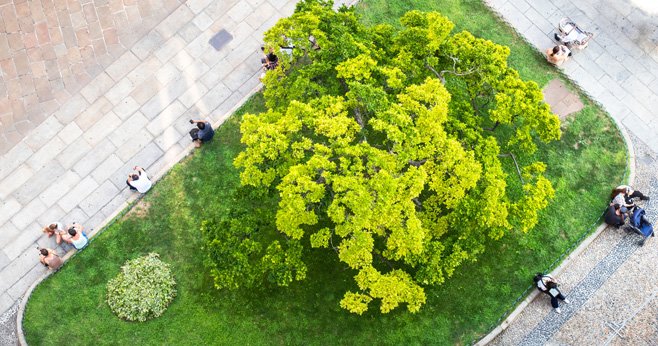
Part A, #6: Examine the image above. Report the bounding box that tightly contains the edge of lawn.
[15,83,265,346]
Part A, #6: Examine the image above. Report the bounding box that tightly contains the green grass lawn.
[23,1,627,345]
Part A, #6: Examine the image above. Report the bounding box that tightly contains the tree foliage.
[208,0,560,314]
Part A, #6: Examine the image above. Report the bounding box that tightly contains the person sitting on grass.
[126,166,152,193]
[58,223,88,250]
[189,119,214,148]
[39,248,63,271]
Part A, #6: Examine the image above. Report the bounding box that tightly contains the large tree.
[205,0,560,314]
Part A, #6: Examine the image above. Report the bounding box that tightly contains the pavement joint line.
[603,321,626,343]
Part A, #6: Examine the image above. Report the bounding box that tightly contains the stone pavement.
[486,0,658,151]
[0,0,185,155]
[0,0,300,324]
[480,0,658,344]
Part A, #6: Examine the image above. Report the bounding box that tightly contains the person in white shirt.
[126,166,152,193]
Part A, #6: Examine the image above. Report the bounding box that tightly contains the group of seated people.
[42,222,88,249]
[40,222,89,270]
[604,185,650,226]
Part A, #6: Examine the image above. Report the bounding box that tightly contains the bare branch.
[499,152,524,184]
[425,62,446,84]
[484,121,500,132]
[353,107,365,129]
[329,230,339,253]
[439,56,478,80]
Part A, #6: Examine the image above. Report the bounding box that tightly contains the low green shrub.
[106,253,176,322]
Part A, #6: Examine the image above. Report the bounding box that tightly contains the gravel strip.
[491,133,657,345]
[0,302,18,346]
[518,235,642,346]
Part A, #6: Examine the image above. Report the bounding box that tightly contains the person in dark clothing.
[604,203,626,226]
[261,46,279,70]
[189,119,214,148]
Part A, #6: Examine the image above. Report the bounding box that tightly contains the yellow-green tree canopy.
[213,0,559,314]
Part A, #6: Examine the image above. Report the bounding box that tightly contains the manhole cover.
[209,29,233,51]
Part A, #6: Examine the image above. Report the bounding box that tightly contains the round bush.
[107,253,176,322]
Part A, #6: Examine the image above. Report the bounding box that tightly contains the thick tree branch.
[484,121,500,132]
[353,107,366,129]
[408,159,428,167]
[375,252,395,271]
[425,62,446,84]
[329,231,339,253]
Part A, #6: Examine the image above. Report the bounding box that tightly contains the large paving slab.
[0,0,300,324]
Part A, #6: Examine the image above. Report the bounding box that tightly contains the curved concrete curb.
[16,81,265,346]
[476,118,635,346]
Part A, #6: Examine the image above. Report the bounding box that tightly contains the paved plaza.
[0,0,656,344]
[0,0,184,155]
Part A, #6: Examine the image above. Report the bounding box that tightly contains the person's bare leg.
[194,139,202,148]
[56,233,62,244]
